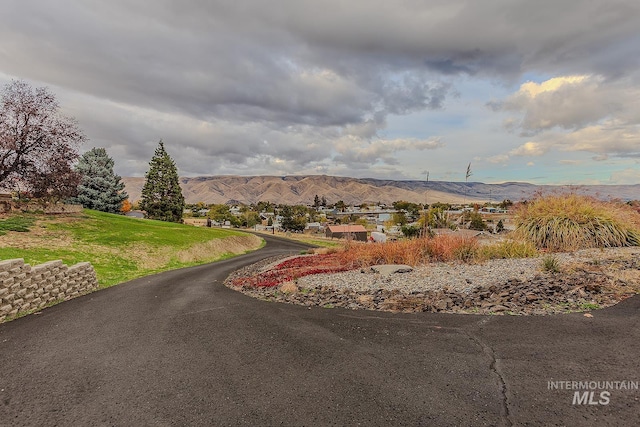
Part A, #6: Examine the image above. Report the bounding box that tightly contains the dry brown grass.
[328,234,482,267]
[0,217,74,249]
[476,239,538,260]
[175,234,262,263]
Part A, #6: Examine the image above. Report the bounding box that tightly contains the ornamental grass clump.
[514,193,640,251]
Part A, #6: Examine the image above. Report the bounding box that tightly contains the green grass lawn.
[0,210,262,287]
[0,215,36,235]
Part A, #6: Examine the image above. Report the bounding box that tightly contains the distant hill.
[122,175,639,205]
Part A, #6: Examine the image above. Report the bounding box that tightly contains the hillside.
[0,210,262,287]
[122,175,639,205]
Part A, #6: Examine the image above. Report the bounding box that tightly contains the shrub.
[468,211,486,231]
[541,255,561,273]
[401,224,421,238]
[514,193,640,251]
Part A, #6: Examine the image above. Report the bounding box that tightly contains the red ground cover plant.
[230,253,357,288]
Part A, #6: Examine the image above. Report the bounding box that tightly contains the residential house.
[325,225,368,241]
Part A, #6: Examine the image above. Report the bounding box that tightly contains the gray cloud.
[1,0,639,182]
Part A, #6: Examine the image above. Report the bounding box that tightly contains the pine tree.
[69,147,128,213]
[140,140,185,222]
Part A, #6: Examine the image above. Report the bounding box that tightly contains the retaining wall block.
[0,259,24,273]
[2,278,14,289]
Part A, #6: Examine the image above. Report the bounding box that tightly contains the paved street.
[1,235,638,426]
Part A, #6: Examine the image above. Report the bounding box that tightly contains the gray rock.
[370,264,414,275]
[489,305,509,312]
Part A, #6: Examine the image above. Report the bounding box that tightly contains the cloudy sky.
[1,0,639,184]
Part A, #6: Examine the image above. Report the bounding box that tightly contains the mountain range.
[121,175,639,206]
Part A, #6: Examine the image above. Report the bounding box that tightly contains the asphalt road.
[1,235,638,426]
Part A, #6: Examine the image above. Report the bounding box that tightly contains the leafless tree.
[0,80,85,200]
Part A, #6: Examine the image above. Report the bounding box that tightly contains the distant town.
[170,198,515,241]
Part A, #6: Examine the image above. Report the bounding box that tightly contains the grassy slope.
[0,210,262,287]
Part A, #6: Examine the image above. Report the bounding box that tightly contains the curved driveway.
[1,235,638,426]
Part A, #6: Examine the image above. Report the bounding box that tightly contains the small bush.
[514,193,640,251]
[468,211,486,231]
[541,255,561,273]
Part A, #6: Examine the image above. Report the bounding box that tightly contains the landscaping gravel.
[296,248,636,293]
[225,247,640,315]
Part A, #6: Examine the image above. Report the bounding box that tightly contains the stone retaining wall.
[18,203,84,214]
[0,259,98,322]
[0,198,83,214]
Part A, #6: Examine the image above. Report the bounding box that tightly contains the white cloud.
[509,142,549,157]
[486,154,510,164]
[558,122,640,156]
[609,168,640,184]
[558,159,582,165]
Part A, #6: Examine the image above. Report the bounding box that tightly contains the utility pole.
[464,163,472,208]
[423,171,430,238]
[424,171,429,207]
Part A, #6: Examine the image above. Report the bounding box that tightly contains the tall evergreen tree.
[69,147,128,213]
[140,140,185,222]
